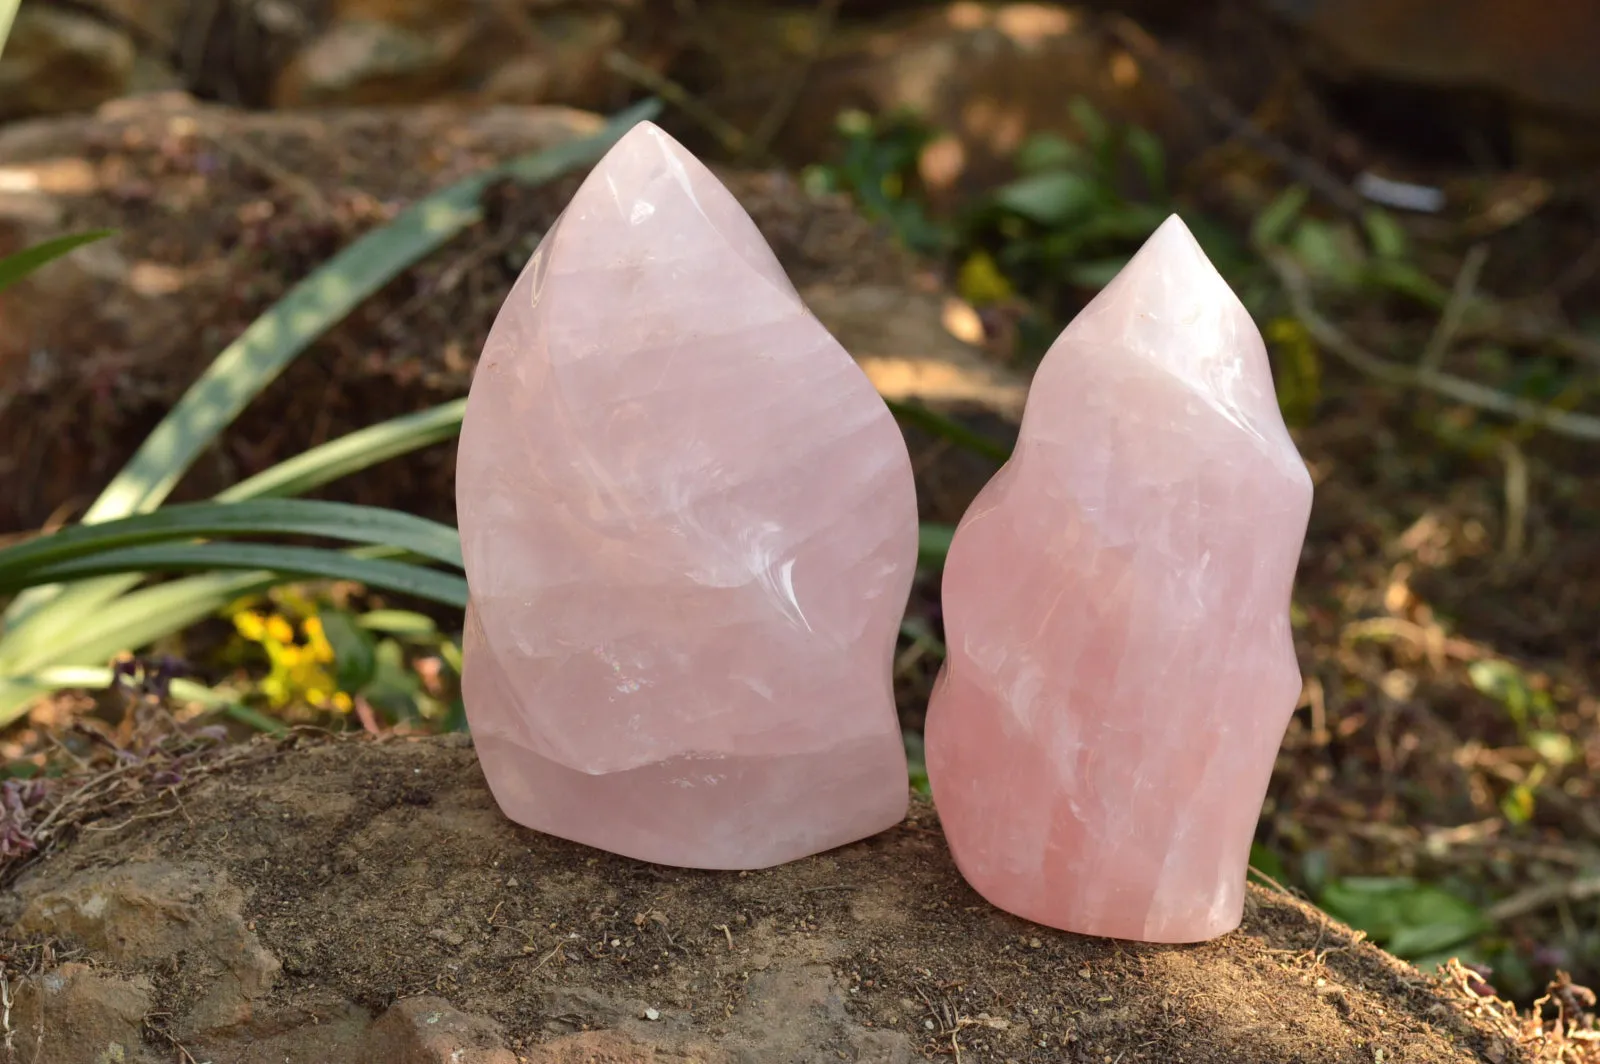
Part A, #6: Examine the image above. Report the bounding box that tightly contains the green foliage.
[1320,876,1490,968]
[802,109,952,255]
[970,100,1175,302]
[1250,192,1447,308]
[0,101,662,728]
[1468,658,1558,735]
[0,230,115,292]
[918,524,954,569]
[229,595,463,729]
[1266,315,1323,427]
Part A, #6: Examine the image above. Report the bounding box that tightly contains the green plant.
[802,109,953,255]
[1319,876,1490,971]
[227,593,463,730]
[0,100,661,729]
[960,99,1178,307]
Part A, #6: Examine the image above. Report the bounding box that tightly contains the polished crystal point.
[924,215,1313,943]
[456,121,917,870]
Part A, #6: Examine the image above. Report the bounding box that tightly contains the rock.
[7,963,158,1064]
[0,6,137,121]
[366,997,519,1063]
[479,10,627,107]
[925,217,1313,943]
[0,100,1021,535]
[271,18,466,106]
[273,4,632,108]
[1254,0,1600,161]
[457,123,916,869]
[0,735,1514,1062]
[1260,0,1600,122]
[12,862,281,1036]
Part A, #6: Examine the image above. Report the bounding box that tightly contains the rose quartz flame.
[925,215,1313,943]
[456,122,917,870]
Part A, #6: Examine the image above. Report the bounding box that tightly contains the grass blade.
[0,230,115,292]
[219,400,466,501]
[5,544,468,607]
[885,399,1012,464]
[0,570,276,724]
[3,666,288,734]
[0,499,463,581]
[919,523,955,569]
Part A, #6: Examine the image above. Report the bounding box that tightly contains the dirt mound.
[0,734,1518,1063]
[0,95,1021,533]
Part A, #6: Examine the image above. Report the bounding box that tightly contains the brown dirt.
[1,734,1521,1064]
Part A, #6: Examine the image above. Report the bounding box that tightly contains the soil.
[1,733,1521,1064]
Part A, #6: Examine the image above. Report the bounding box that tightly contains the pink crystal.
[924,216,1313,943]
[455,122,917,870]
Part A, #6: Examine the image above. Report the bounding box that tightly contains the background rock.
[0,6,138,121]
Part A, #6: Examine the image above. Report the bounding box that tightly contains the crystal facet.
[924,215,1313,943]
[456,122,917,870]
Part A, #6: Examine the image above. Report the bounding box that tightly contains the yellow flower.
[233,611,267,641]
[302,616,335,664]
[331,692,354,713]
[957,250,1015,307]
[265,615,295,645]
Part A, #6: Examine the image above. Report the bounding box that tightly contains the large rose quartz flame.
[925,215,1313,943]
[455,122,918,870]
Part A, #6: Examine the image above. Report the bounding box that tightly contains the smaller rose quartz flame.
[925,215,1313,943]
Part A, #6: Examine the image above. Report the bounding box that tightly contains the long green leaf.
[0,0,18,60]
[919,523,954,569]
[1,98,658,633]
[0,230,115,293]
[6,544,468,607]
[885,399,1012,463]
[218,399,466,501]
[0,570,275,724]
[3,665,288,734]
[0,542,417,721]
[0,499,463,581]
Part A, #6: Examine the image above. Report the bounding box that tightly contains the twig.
[1488,875,1600,923]
[1247,864,1298,900]
[1266,250,1600,442]
[1498,439,1528,560]
[1419,243,1488,371]
[746,0,845,160]
[210,132,332,221]
[1,961,12,1055]
[603,51,757,160]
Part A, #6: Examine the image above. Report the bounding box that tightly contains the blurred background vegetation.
[0,0,1597,1020]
